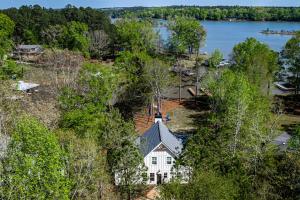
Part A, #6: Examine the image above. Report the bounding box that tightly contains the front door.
[157,174,162,185]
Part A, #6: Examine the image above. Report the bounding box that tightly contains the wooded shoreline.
[109,6,300,22]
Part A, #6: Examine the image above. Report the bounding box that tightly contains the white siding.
[144,143,176,184]
[115,142,190,185]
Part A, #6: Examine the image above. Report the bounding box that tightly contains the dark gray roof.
[17,45,42,49]
[136,121,183,157]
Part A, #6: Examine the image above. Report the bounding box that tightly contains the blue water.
[156,20,300,58]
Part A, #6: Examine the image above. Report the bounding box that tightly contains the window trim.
[166,157,172,164]
[164,172,168,179]
[150,173,155,182]
[152,157,157,165]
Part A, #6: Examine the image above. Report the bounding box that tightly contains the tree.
[168,16,206,57]
[177,70,278,198]
[0,13,15,63]
[270,151,300,200]
[0,13,14,38]
[96,109,137,150]
[207,70,274,160]
[0,80,19,138]
[283,32,300,94]
[63,21,90,57]
[159,170,238,200]
[2,5,116,51]
[89,30,111,59]
[22,29,38,44]
[114,51,152,116]
[110,137,147,200]
[188,70,279,198]
[288,125,300,149]
[41,24,65,48]
[57,130,117,200]
[38,49,84,91]
[208,49,223,68]
[111,6,300,22]
[231,38,279,95]
[0,116,70,199]
[59,62,118,138]
[144,59,171,113]
[115,19,158,54]
[58,60,146,199]
[168,17,206,101]
[0,60,23,80]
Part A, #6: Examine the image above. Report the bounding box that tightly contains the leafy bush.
[0,116,70,199]
[289,125,300,149]
[0,60,24,80]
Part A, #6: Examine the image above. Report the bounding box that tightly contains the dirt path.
[134,100,184,134]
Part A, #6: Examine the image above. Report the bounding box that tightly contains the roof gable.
[137,121,183,157]
[158,121,183,156]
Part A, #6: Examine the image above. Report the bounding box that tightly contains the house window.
[152,157,157,164]
[164,172,168,179]
[167,157,172,164]
[150,173,155,182]
[178,172,182,179]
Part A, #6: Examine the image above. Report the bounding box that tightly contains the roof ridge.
[157,122,162,142]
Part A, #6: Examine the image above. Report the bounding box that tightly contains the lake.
[156,20,300,58]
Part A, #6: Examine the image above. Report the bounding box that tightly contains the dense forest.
[0,5,117,58]
[109,6,300,21]
[0,4,300,200]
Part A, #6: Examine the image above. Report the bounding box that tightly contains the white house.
[135,115,189,185]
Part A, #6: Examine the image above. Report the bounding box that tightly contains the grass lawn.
[278,114,300,131]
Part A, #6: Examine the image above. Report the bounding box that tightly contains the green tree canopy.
[115,19,158,54]
[0,60,23,80]
[41,24,65,48]
[288,125,300,149]
[168,16,206,56]
[57,130,116,200]
[159,170,238,200]
[114,51,153,115]
[231,38,279,94]
[207,70,273,160]
[59,62,118,138]
[283,32,300,94]
[179,70,277,199]
[0,13,14,37]
[144,59,171,113]
[111,6,300,22]
[0,13,15,61]
[0,116,69,199]
[109,137,147,200]
[63,21,90,57]
[208,49,223,68]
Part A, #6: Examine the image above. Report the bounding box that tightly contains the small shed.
[15,45,43,54]
[15,81,39,93]
[13,45,43,61]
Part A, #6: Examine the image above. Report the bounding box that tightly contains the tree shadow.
[180,95,212,129]
[275,94,300,115]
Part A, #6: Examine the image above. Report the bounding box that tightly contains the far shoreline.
[111,16,300,24]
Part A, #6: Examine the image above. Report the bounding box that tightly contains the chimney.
[155,112,163,123]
